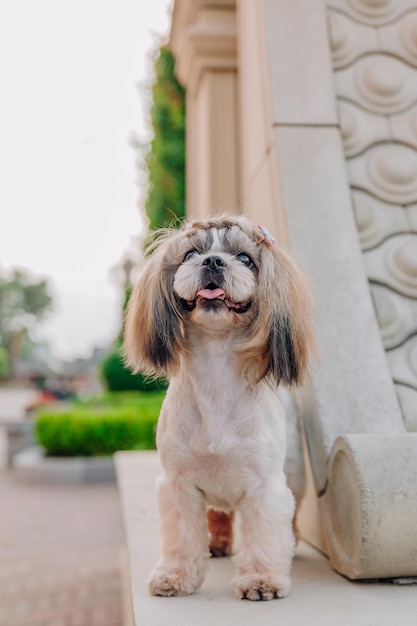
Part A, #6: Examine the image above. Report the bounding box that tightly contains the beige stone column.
[170,0,240,218]
[171,0,417,580]
[237,0,417,580]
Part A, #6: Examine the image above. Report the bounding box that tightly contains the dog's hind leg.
[207,509,234,557]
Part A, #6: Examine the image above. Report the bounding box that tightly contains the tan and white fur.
[124,215,314,601]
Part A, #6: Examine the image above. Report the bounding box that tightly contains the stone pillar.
[326,0,417,436]
[170,0,240,218]
[237,0,417,580]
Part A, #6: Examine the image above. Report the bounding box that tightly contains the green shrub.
[0,346,9,378]
[100,345,168,392]
[74,390,166,408]
[35,399,163,457]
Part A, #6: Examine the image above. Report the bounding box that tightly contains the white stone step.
[115,451,417,626]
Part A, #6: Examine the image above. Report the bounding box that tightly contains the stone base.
[321,433,417,580]
[12,446,116,483]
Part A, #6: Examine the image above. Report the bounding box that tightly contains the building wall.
[170,0,417,579]
[327,0,417,433]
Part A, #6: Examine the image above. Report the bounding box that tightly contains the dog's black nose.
[203,255,226,269]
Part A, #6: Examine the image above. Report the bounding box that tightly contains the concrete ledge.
[3,420,35,466]
[115,451,417,626]
[12,446,116,483]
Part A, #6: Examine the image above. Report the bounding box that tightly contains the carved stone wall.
[327,0,417,432]
[171,0,417,580]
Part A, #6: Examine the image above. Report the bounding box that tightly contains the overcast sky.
[0,0,172,361]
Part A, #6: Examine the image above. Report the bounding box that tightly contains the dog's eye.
[236,253,255,269]
[184,249,200,262]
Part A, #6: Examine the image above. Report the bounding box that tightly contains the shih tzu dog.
[124,214,314,601]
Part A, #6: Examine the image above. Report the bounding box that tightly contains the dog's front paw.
[148,560,206,597]
[233,572,291,601]
[148,569,197,597]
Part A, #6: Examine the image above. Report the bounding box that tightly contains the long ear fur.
[123,232,185,378]
[237,243,315,387]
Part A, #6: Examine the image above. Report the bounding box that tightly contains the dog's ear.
[238,244,315,387]
[123,233,184,378]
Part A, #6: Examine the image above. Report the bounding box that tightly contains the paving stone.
[0,470,123,626]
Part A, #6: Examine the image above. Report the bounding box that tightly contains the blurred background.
[0,0,177,392]
[0,3,186,625]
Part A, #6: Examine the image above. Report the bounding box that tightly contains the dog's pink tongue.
[197,288,225,300]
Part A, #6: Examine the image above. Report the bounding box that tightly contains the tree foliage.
[0,346,9,378]
[100,284,167,393]
[0,268,53,377]
[144,46,186,230]
[0,268,52,347]
[106,46,186,386]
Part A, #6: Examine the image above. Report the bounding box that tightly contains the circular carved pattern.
[376,150,416,186]
[352,191,380,248]
[366,144,417,203]
[355,57,408,112]
[385,236,417,297]
[392,239,417,285]
[401,13,417,62]
[338,100,391,156]
[354,193,375,231]
[330,0,416,26]
[408,338,417,382]
[352,190,408,249]
[347,0,396,21]
[389,105,417,150]
[329,13,349,65]
[412,109,417,140]
[396,384,417,431]
[339,102,362,153]
[371,285,403,347]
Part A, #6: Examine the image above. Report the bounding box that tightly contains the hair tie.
[257,225,277,246]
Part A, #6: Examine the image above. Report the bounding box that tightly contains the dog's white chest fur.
[156,332,287,511]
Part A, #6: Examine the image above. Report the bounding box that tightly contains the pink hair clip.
[257,225,277,246]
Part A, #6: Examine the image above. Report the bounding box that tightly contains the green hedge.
[73,390,166,408]
[100,346,168,392]
[35,395,164,457]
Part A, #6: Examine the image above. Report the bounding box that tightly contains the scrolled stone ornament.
[366,144,417,204]
[328,11,350,66]
[352,190,407,250]
[385,237,417,297]
[400,11,417,64]
[328,0,416,25]
[395,383,417,431]
[338,100,388,156]
[328,11,376,68]
[364,235,417,297]
[355,56,413,114]
[371,285,404,348]
[387,335,417,389]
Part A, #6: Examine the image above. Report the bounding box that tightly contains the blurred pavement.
[0,387,124,626]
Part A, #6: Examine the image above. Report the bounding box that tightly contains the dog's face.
[173,225,260,328]
[124,215,314,386]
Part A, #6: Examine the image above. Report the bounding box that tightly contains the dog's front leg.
[233,481,295,601]
[148,475,210,597]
